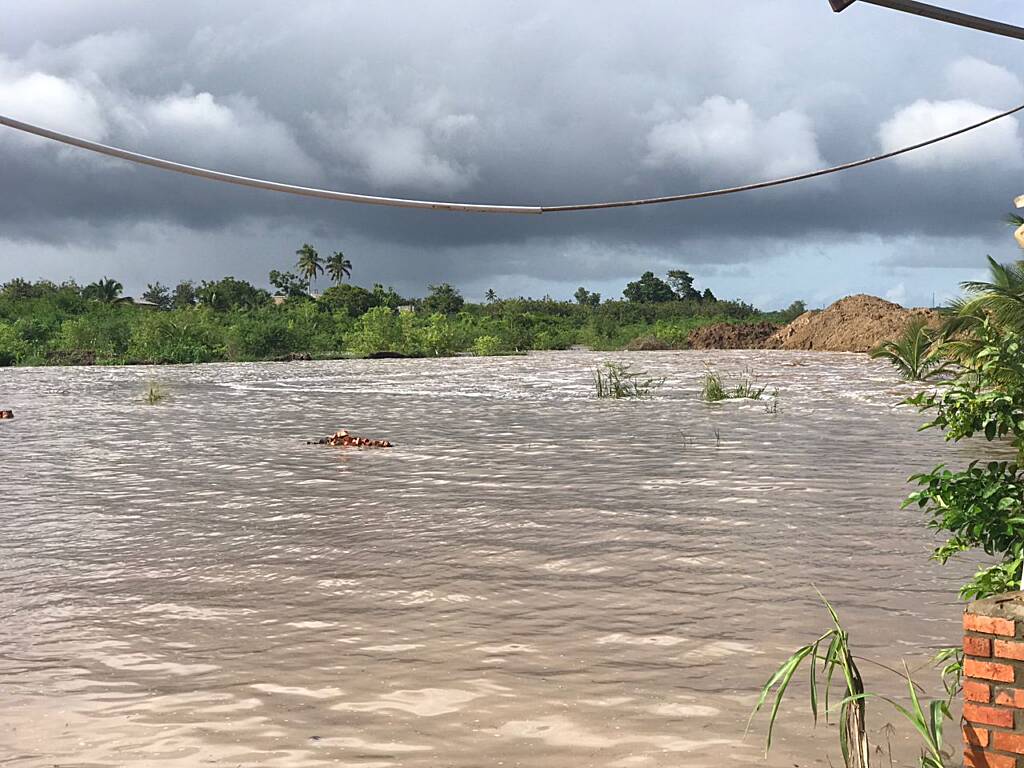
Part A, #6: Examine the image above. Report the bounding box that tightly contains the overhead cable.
[2,104,1023,215]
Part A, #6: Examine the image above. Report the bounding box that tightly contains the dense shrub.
[346,307,418,356]
[127,310,223,364]
[472,335,505,356]
[319,284,378,317]
[56,308,133,364]
[0,321,26,365]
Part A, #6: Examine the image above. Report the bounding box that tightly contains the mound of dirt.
[688,322,781,350]
[766,294,940,352]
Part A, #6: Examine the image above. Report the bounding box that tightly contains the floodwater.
[0,351,983,767]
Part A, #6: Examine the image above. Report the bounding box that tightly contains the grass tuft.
[143,382,168,405]
[594,361,665,399]
[701,369,773,403]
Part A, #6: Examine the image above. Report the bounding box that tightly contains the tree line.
[0,247,805,366]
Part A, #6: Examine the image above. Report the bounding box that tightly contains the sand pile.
[766,294,940,352]
[688,322,780,350]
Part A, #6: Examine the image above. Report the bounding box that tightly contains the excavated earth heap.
[765,294,940,353]
[688,322,780,350]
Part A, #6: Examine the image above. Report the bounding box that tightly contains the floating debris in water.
[310,429,393,448]
[0,410,13,420]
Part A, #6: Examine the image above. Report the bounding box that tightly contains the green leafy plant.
[701,369,770,402]
[751,595,951,768]
[472,335,505,356]
[594,361,664,399]
[751,595,869,768]
[701,370,728,402]
[904,319,1024,599]
[870,318,950,381]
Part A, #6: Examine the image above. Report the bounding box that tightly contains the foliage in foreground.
[865,244,1024,600]
[751,596,951,768]
[903,318,1024,599]
[869,319,949,382]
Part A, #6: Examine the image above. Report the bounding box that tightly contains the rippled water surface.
[0,352,982,766]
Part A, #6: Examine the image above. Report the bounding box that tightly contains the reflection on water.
[0,352,980,766]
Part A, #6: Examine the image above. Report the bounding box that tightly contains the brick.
[996,640,1024,661]
[994,730,1024,755]
[966,613,1016,637]
[965,748,1017,768]
[965,723,991,747]
[967,659,1017,683]
[996,688,1024,709]
[965,703,1016,728]
[967,680,994,703]
[968,636,995,657]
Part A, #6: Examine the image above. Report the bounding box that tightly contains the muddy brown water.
[0,352,988,766]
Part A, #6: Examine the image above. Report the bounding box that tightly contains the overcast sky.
[3,0,1024,308]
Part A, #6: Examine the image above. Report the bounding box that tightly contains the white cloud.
[0,67,107,141]
[310,96,481,192]
[112,90,320,180]
[643,96,825,183]
[946,57,1024,109]
[24,30,151,79]
[884,282,907,305]
[878,99,1023,171]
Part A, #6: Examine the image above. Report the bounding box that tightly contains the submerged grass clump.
[143,382,168,405]
[594,361,665,399]
[701,369,772,403]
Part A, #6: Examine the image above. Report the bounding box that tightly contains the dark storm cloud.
[2,0,1024,305]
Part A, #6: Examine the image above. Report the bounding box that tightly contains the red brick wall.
[964,605,1024,768]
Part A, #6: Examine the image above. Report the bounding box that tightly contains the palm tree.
[84,277,125,303]
[946,254,1024,338]
[870,318,950,381]
[326,251,352,285]
[485,288,497,303]
[296,244,324,293]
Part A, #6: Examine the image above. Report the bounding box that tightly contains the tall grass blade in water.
[750,593,952,768]
[143,382,168,405]
[593,361,665,399]
[701,369,770,402]
[701,371,728,402]
[749,594,869,768]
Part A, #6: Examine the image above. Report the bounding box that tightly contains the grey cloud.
[3,0,1024,304]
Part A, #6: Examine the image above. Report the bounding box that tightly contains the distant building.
[131,298,160,310]
[398,305,415,314]
[273,295,287,306]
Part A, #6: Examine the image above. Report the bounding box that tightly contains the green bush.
[318,284,378,317]
[127,309,222,364]
[472,335,505,356]
[0,321,26,365]
[421,313,459,356]
[346,306,419,356]
[225,313,300,360]
[56,308,133,364]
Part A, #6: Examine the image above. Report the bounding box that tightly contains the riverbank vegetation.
[867,250,1024,599]
[0,255,804,366]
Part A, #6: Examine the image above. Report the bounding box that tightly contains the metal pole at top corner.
[828,0,1024,41]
